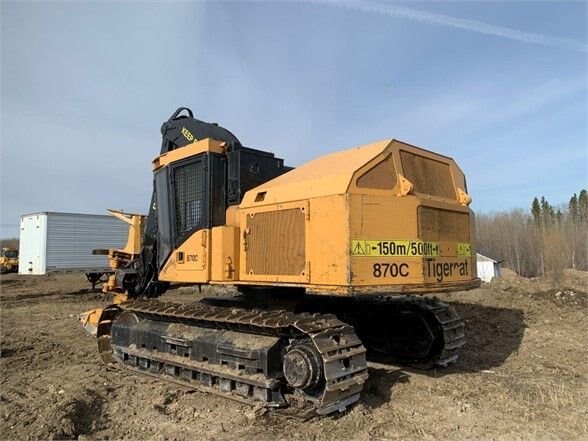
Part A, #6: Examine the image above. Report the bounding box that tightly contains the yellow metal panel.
[211,226,240,282]
[352,258,424,284]
[348,193,475,288]
[159,229,210,283]
[469,209,478,279]
[422,257,473,283]
[106,209,145,255]
[230,195,349,291]
[239,140,391,207]
[349,193,420,286]
[152,138,226,171]
[305,195,350,287]
[225,205,240,227]
[349,144,398,196]
[347,140,469,204]
[349,193,419,239]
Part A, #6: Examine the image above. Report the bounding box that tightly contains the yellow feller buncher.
[0,247,19,273]
[83,107,480,418]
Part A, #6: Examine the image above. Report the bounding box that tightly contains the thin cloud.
[311,0,587,53]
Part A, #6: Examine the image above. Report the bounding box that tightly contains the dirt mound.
[489,269,587,308]
[1,272,587,440]
[562,268,588,293]
[500,267,520,279]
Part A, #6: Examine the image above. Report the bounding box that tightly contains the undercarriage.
[97,298,369,418]
[96,291,465,418]
[204,291,466,369]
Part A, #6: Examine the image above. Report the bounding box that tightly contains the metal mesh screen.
[418,207,469,242]
[173,161,205,242]
[357,154,397,189]
[400,151,456,199]
[246,209,306,276]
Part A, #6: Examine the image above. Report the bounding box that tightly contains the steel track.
[97,299,368,418]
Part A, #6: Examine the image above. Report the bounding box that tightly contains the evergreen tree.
[531,197,541,225]
[569,193,579,222]
[540,196,554,226]
[579,189,588,222]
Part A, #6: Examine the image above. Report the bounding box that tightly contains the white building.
[476,253,502,282]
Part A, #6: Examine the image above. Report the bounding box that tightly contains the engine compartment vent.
[245,208,306,276]
[400,151,456,200]
[418,207,469,243]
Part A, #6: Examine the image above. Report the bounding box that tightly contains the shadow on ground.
[393,301,526,378]
[444,301,525,374]
[358,301,525,410]
[362,366,410,410]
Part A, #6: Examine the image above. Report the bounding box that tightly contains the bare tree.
[476,190,587,277]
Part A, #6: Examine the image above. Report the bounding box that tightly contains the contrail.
[310,0,587,53]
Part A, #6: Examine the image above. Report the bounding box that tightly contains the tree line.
[476,190,587,278]
[0,238,19,249]
[2,190,586,280]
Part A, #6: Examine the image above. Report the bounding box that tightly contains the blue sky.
[1,0,586,237]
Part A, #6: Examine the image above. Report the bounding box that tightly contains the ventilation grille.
[173,160,205,242]
[246,209,305,276]
[400,151,455,199]
[418,207,469,242]
[357,154,397,189]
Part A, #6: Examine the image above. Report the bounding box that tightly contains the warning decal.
[457,243,472,257]
[352,241,366,255]
[351,240,440,257]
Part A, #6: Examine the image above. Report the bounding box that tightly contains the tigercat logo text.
[424,258,469,282]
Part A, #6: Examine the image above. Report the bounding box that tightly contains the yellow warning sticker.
[351,240,440,257]
[457,243,472,256]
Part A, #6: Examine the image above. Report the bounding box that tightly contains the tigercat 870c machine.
[87,107,480,418]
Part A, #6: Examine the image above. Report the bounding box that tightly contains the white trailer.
[18,212,127,277]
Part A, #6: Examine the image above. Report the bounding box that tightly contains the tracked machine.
[0,247,19,273]
[87,107,480,417]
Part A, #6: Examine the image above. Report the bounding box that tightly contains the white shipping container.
[19,212,128,275]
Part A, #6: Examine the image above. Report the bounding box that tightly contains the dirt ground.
[1,270,586,441]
